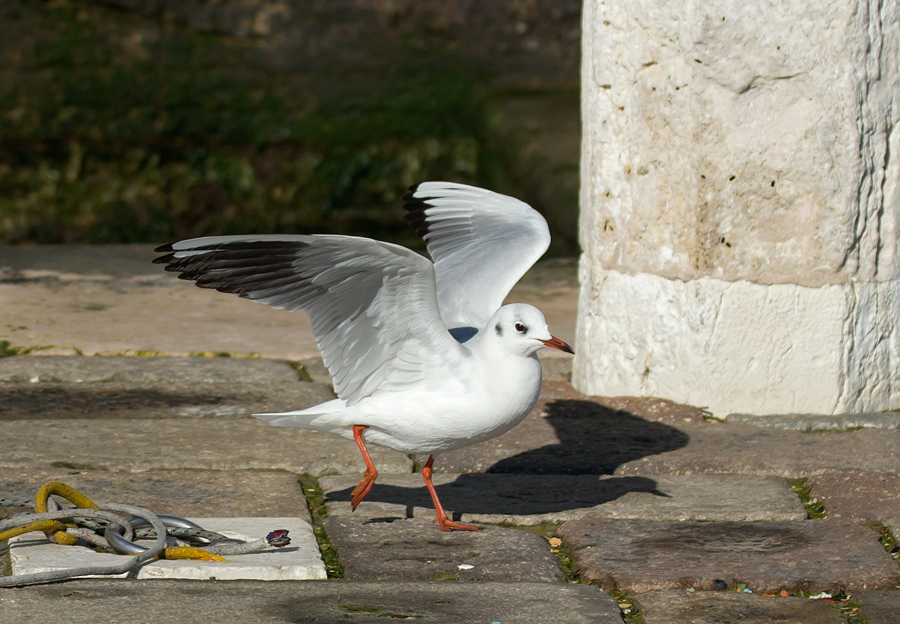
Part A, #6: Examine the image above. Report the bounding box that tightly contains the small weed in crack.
[297,473,344,578]
[787,478,826,519]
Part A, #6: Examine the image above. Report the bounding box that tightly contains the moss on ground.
[297,473,344,578]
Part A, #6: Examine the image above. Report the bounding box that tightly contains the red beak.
[539,335,574,354]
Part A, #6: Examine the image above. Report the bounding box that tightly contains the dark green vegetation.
[0,1,579,252]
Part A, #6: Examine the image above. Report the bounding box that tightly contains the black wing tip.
[154,242,175,253]
[404,183,420,198]
[402,184,438,238]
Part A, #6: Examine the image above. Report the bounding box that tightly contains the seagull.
[154,181,573,531]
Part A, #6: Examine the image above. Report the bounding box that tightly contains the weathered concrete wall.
[575,0,900,416]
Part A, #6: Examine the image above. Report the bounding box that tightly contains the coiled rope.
[0,482,290,587]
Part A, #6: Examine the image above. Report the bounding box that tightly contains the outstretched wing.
[154,235,465,405]
[404,182,550,333]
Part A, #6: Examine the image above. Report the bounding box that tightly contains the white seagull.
[154,182,573,531]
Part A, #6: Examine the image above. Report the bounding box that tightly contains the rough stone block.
[0,419,412,476]
[557,518,899,593]
[2,468,312,522]
[580,0,900,285]
[574,272,900,416]
[635,590,845,624]
[807,471,900,523]
[323,516,562,582]
[10,517,326,580]
[0,580,624,624]
[320,473,806,525]
[576,0,900,416]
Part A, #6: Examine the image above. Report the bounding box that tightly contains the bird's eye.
[514,322,527,334]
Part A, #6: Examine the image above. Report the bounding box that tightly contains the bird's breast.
[355,354,543,454]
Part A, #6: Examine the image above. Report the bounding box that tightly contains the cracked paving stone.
[806,471,900,522]
[323,516,562,582]
[319,473,806,525]
[2,468,311,522]
[635,590,845,624]
[0,356,335,419]
[556,518,900,594]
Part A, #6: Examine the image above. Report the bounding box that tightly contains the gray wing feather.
[404,182,550,331]
[154,234,463,405]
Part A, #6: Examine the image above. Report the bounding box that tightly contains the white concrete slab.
[10,517,326,581]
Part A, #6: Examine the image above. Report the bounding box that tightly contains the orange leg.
[422,455,482,532]
[350,425,378,510]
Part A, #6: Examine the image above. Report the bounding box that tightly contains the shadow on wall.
[327,400,690,516]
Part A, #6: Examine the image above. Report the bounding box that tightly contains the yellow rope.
[0,520,68,542]
[33,482,100,545]
[160,547,227,562]
[15,482,227,561]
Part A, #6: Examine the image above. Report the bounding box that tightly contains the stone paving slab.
[0,356,335,419]
[854,590,900,624]
[0,579,621,623]
[438,392,696,474]
[725,411,900,431]
[10,517,326,581]
[2,467,312,522]
[320,473,806,525]
[323,516,562,582]
[614,423,900,478]
[635,590,845,624]
[0,419,412,476]
[806,471,900,523]
[434,390,900,476]
[556,518,900,594]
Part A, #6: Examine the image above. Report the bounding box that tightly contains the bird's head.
[487,303,574,357]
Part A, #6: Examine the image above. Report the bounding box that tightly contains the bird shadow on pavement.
[482,399,690,475]
[327,399,690,517]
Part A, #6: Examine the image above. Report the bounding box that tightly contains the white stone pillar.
[575,0,900,416]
